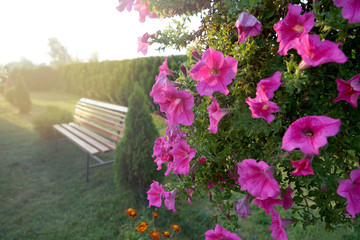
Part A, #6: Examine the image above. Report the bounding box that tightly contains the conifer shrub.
[32,106,73,139]
[114,83,162,205]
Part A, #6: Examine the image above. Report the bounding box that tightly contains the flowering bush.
[117,0,360,239]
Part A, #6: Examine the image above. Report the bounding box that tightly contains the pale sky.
[0,0,189,65]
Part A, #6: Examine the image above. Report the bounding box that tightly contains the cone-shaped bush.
[114,83,162,205]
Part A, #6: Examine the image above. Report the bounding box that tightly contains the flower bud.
[192,50,202,60]
[179,64,187,77]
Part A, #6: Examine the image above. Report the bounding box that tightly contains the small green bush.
[3,86,15,105]
[32,106,73,139]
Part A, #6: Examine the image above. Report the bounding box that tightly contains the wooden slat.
[74,116,122,142]
[79,98,128,114]
[61,124,110,153]
[76,104,122,122]
[77,102,126,120]
[74,109,124,132]
[53,124,99,155]
[69,122,117,150]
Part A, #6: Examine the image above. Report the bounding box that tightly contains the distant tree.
[48,38,71,66]
[114,83,162,205]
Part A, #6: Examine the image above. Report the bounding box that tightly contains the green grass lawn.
[0,91,357,239]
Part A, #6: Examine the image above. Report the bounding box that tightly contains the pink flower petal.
[334,74,360,107]
[281,116,341,155]
[333,0,360,24]
[337,168,360,218]
[204,224,242,240]
[147,180,165,208]
[235,12,262,43]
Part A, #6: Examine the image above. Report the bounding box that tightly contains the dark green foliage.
[114,83,162,205]
[4,71,32,114]
[32,106,73,139]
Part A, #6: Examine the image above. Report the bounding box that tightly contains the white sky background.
[0,0,190,65]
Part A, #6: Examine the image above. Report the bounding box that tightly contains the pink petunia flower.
[337,167,360,218]
[281,116,341,155]
[170,139,196,175]
[159,58,174,76]
[204,224,242,240]
[158,86,195,126]
[152,137,175,176]
[290,34,347,69]
[149,73,179,104]
[116,0,134,12]
[273,4,315,55]
[133,0,157,23]
[236,159,281,199]
[234,194,251,218]
[290,155,314,176]
[282,185,294,210]
[166,124,185,143]
[235,12,262,43]
[245,91,280,124]
[253,197,284,215]
[189,47,238,96]
[147,180,165,208]
[207,96,231,134]
[269,211,291,240]
[198,157,206,164]
[137,32,150,55]
[256,71,283,99]
[333,0,360,24]
[334,73,360,107]
[164,189,178,213]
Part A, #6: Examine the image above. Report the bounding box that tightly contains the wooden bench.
[54,98,128,181]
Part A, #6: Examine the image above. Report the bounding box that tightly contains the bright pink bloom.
[116,0,134,12]
[137,32,150,55]
[333,0,360,24]
[204,224,242,240]
[273,4,315,55]
[152,137,175,176]
[269,211,290,240]
[337,168,360,218]
[164,189,178,213]
[149,73,179,104]
[282,185,294,210]
[290,155,314,176]
[290,34,347,68]
[189,48,238,96]
[147,181,165,208]
[235,12,262,43]
[170,139,196,175]
[234,194,251,218]
[159,58,174,76]
[281,116,341,155]
[236,159,281,199]
[334,74,360,107]
[133,0,157,23]
[256,71,283,99]
[207,97,230,134]
[253,197,283,215]
[166,125,185,143]
[157,87,194,126]
[245,91,280,124]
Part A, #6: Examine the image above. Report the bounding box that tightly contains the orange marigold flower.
[136,221,149,233]
[162,231,170,238]
[170,224,181,232]
[149,230,161,240]
[124,208,137,218]
[153,212,159,218]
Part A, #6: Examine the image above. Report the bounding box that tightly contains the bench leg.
[86,153,90,182]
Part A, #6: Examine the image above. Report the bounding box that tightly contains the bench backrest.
[74,98,128,142]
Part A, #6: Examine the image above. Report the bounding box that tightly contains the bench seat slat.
[53,124,99,155]
[79,98,128,114]
[61,124,111,153]
[68,122,117,150]
[76,104,123,122]
[74,109,124,132]
[74,115,122,142]
[77,102,126,119]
